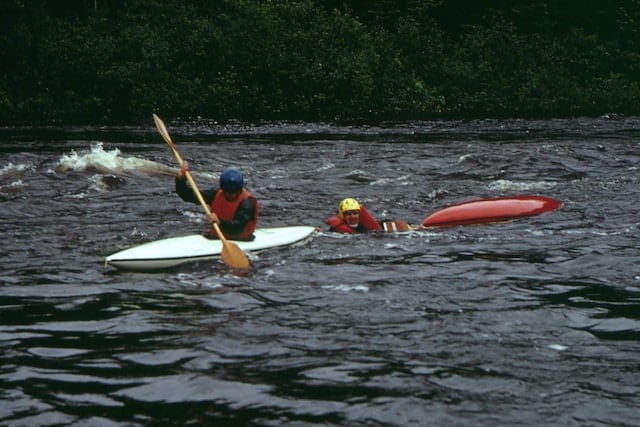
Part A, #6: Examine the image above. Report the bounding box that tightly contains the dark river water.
[1,116,639,426]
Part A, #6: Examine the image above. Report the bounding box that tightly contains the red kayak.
[422,195,562,228]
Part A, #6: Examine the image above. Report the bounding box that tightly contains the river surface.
[1,116,639,426]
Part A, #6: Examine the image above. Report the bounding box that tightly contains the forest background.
[1,0,638,125]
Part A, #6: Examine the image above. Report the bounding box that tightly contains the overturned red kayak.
[422,195,562,228]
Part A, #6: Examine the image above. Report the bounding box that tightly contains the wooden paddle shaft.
[152,114,250,269]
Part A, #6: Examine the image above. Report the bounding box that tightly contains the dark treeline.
[1,0,638,125]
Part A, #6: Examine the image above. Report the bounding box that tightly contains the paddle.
[152,113,251,269]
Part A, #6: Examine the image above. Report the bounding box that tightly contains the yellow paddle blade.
[220,241,252,269]
[153,113,173,146]
[212,222,251,269]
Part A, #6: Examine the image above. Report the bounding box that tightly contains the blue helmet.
[220,168,244,192]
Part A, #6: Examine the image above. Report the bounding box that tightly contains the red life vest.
[325,206,382,233]
[210,188,258,240]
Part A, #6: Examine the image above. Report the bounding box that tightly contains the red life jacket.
[324,206,382,233]
[210,188,258,240]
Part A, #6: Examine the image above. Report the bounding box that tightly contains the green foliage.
[0,0,638,124]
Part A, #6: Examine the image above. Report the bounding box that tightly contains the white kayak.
[105,226,316,271]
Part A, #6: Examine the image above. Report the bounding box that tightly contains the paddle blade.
[153,113,173,145]
[220,241,251,269]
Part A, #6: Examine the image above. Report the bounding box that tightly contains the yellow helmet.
[338,198,361,217]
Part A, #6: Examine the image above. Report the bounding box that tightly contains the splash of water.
[487,179,556,192]
[56,142,175,176]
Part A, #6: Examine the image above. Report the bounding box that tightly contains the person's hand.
[207,212,219,224]
[178,161,190,179]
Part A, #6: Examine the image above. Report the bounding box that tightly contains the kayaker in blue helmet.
[176,162,259,241]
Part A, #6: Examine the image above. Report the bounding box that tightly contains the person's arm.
[324,215,344,232]
[359,206,383,231]
[220,198,256,234]
[175,176,217,205]
[174,162,218,205]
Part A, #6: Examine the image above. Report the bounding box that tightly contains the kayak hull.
[105,226,316,271]
[422,195,562,228]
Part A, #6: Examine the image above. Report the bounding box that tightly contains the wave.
[486,179,556,192]
[55,142,176,176]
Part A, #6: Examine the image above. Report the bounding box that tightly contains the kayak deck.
[105,226,316,271]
